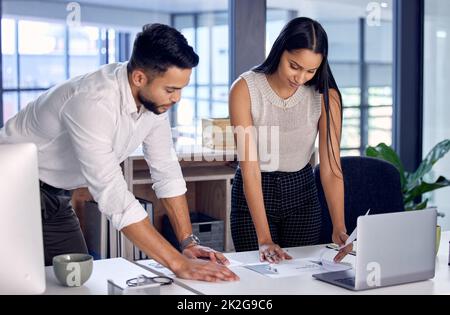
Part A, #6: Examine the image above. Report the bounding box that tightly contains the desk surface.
[44,258,193,295]
[138,232,450,295]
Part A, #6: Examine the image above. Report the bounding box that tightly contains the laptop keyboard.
[335,277,355,287]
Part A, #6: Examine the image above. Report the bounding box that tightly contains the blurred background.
[0,0,448,229]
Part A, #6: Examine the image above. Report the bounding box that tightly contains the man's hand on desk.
[182,244,230,265]
[173,256,240,282]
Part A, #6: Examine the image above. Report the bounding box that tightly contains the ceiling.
[49,0,395,20]
[269,0,393,21]
[51,0,228,13]
[26,0,450,21]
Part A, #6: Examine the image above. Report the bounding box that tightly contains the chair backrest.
[314,156,405,244]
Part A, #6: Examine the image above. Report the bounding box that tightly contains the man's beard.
[138,92,172,115]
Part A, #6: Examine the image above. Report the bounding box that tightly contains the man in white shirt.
[0,23,238,282]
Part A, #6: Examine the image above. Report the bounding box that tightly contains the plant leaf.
[405,199,428,211]
[412,199,429,210]
[408,139,450,188]
[365,143,406,188]
[365,146,379,158]
[404,176,450,204]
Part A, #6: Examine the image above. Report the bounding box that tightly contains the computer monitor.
[0,143,45,294]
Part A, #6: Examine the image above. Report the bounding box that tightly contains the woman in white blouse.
[229,17,352,264]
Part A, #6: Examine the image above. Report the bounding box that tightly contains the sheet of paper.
[244,259,322,278]
[244,256,352,278]
[317,248,353,272]
[144,260,175,276]
[338,208,370,250]
[319,259,353,272]
[244,263,282,276]
[227,259,246,268]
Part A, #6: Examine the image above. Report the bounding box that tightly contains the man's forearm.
[121,218,186,272]
[161,195,193,243]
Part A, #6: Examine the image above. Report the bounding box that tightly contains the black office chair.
[314,156,405,244]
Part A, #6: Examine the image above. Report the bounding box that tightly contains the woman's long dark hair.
[254,17,343,176]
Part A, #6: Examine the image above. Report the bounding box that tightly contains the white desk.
[137,232,450,295]
[44,258,194,295]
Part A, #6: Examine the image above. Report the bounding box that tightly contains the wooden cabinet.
[119,146,237,259]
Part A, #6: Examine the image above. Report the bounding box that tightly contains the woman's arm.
[318,89,351,261]
[229,79,271,245]
[229,78,290,262]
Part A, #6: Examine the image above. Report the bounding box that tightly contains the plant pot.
[436,225,441,255]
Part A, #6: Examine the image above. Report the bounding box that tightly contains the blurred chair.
[314,156,405,244]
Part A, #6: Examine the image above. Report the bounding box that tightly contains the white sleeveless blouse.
[240,71,322,172]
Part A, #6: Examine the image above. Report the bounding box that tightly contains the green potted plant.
[365,139,450,253]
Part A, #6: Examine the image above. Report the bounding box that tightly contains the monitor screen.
[0,143,45,294]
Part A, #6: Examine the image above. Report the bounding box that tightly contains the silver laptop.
[313,209,437,291]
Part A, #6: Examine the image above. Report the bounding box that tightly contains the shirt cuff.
[111,199,149,231]
[153,178,187,199]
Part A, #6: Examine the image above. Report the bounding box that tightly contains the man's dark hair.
[127,23,199,77]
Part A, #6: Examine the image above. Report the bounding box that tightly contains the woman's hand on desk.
[182,244,230,265]
[332,228,353,262]
[173,257,240,282]
[259,243,292,263]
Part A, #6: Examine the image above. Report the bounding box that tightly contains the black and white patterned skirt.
[230,163,322,252]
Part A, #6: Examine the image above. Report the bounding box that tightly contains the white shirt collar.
[117,62,143,116]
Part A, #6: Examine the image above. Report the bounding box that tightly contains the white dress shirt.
[0,62,187,230]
